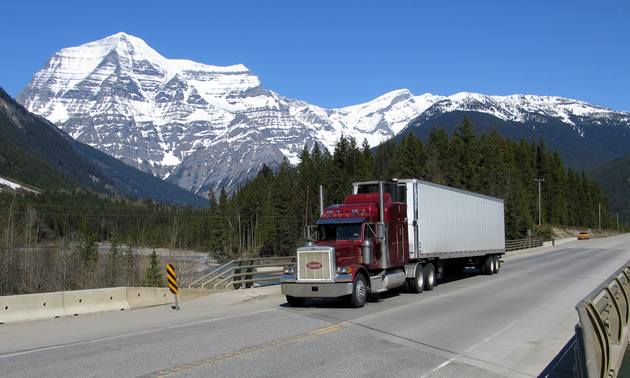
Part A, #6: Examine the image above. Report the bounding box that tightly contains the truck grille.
[297,247,334,281]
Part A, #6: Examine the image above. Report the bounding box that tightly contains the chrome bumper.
[281,282,354,299]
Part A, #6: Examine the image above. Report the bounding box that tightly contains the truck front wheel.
[286,295,305,307]
[349,274,367,308]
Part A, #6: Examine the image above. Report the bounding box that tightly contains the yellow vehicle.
[578,231,590,240]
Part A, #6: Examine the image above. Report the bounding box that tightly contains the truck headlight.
[283,266,297,275]
[336,266,352,274]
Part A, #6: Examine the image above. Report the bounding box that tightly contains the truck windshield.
[318,223,362,241]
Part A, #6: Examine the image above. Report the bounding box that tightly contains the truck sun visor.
[316,218,365,225]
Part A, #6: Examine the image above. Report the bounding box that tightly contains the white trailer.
[353,179,505,274]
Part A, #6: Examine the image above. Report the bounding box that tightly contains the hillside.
[402,109,629,171]
[588,154,630,224]
[0,87,208,207]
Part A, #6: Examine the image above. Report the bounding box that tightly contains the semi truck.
[281,179,505,307]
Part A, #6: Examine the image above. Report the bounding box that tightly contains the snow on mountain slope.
[17,32,630,196]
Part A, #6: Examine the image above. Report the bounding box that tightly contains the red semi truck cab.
[281,190,410,308]
[315,192,409,270]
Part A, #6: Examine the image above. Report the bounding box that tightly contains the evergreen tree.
[449,115,480,190]
[358,139,375,181]
[142,250,163,287]
[76,218,98,266]
[425,126,451,185]
[476,127,507,197]
[397,130,428,179]
[373,138,399,180]
[105,232,122,287]
[269,158,300,256]
[329,135,361,204]
[297,144,320,229]
[546,150,568,225]
[253,164,276,256]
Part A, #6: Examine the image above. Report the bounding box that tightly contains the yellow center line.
[149,325,343,377]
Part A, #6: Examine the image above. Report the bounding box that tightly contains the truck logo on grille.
[306,262,323,269]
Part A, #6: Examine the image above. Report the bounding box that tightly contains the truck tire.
[407,264,425,294]
[423,263,436,291]
[348,273,367,308]
[482,255,494,276]
[493,255,500,274]
[286,295,305,307]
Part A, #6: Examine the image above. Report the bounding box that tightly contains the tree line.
[0,116,617,295]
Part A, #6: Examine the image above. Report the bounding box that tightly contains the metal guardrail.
[188,256,296,290]
[505,237,544,251]
[574,260,630,378]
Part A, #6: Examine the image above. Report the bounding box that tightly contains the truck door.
[396,224,405,263]
[364,223,379,264]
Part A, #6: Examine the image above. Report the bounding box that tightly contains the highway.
[1,233,629,377]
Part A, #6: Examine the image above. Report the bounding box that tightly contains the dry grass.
[550,226,622,240]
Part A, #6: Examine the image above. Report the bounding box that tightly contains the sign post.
[167,264,180,310]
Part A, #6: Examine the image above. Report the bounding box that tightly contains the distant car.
[578,231,590,240]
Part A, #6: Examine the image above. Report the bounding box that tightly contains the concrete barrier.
[0,292,65,323]
[126,287,172,308]
[63,287,130,316]
[0,287,216,323]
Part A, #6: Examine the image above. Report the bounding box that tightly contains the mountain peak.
[17,34,630,198]
[70,32,167,69]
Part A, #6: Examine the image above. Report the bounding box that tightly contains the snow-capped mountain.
[419,92,628,136]
[17,32,630,196]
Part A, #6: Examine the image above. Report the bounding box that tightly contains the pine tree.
[76,218,98,266]
[475,127,507,197]
[397,130,427,179]
[373,138,399,180]
[269,158,300,256]
[253,164,275,256]
[450,115,480,190]
[329,135,356,203]
[297,144,319,229]
[357,139,375,181]
[425,126,450,185]
[142,250,163,287]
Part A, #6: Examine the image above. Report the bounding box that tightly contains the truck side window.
[364,224,376,239]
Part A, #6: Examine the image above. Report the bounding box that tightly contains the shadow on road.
[539,336,575,377]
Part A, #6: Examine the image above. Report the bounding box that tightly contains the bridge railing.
[574,260,630,378]
[188,256,296,290]
[505,237,544,251]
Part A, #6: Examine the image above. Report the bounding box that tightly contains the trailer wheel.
[286,295,305,307]
[492,256,500,274]
[407,264,425,294]
[349,273,367,308]
[423,263,436,291]
[483,255,494,275]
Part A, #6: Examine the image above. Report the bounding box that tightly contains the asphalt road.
[1,233,629,377]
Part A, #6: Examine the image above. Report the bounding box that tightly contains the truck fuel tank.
[361,239,373,265]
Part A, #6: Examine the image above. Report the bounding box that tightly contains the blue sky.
[2,0,628,111]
